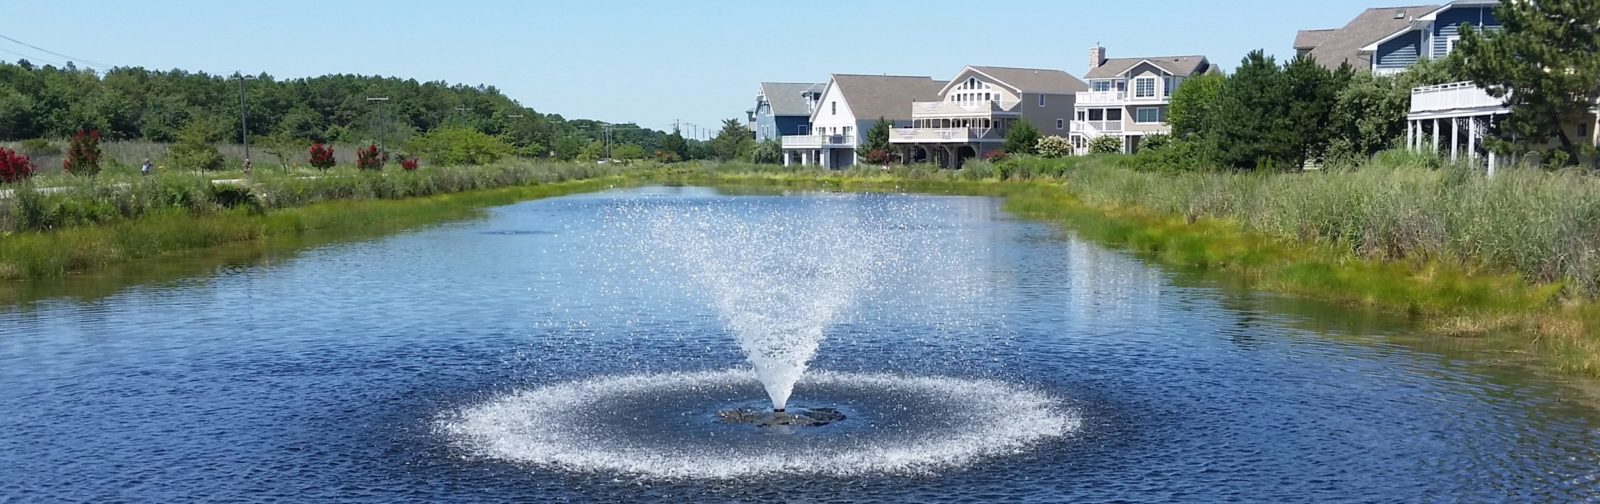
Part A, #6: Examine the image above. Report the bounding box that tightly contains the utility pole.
[454,106,474,128]
[507,114,525,158]
[367,97,390,153]
[235,73,256,167]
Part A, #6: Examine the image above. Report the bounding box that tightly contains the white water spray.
[646,201,885,410]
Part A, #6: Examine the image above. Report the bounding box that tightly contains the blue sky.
[5,0,1384,138]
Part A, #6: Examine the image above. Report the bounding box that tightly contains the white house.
[781,74,943,169]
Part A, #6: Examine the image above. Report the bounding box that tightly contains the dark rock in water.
[718,407,846,427]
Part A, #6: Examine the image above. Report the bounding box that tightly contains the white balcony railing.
[781,134,853,148]
[911,100,1021,117]
[1070,120,1124,136]
[1075,90,1169,105]
[887,127,1003,143]
[1409,81,1509,116]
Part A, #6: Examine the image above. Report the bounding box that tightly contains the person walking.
[141,158,152,176]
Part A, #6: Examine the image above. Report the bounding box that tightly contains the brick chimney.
[1089,44,1106,70]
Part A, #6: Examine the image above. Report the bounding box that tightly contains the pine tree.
[1003,121,1041,155]
[857,117,893,160]
[1283,54,1338,167]
[1458,0,1600,164]
[1213,50,1294,170]
[661,127,690,161]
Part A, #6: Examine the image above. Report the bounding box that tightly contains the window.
[1055,119,1065,130]
[798,125,809,135]
[1076,110,1086,121]
[1092,80,1112,92]
[1135,107,1161,124]
[1164,77,1173,97]
[1134,77,1157,98]
[1038,94,1047,107]
[1088,109,1104,121]
[843,126,852,138]
[831,102,837,115]
[1444,36,1461,56]
[1107,109,1123,121]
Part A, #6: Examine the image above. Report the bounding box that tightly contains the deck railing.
[1409,82,1508,114]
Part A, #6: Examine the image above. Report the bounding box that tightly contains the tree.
[1088,135,1123,154]
[1004,121,1042,155]
[1283,54,1338,166]
[308,143,336,169]
[1035,135,1073,158]
[1167,72,1224,140]
[260,131,298,170]
[1140,133,1173,151]
[857,117,892,159]
[405,126,512,166]
[169,123,224,172]
[611,143,646,160]
[1327,59,1462,164]
[751,139,782,164]
[1212,50,1295,170]
[63,129,102,176]
[660,127,689,162]
[1457,0,1600,165]
[710,118,754,161]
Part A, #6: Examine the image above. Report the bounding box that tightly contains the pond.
[1,186,1597,502]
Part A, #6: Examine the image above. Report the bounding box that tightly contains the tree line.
[0,60,687,162]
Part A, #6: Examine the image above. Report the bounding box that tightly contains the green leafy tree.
[1457,0,1600,165]
[1167,72,1225,140]
[1035,135,1073,158]
[1140,133,1173,151]
[577,140,605,162]
[1283,54,1339,166]
[404,126,513,166]
[710,119,754,161]
[169,122,225,172]
[857,117,893,159]
[1003,121,1042,155]
[751,139,783,164]
[1213,50,1295,170]
[660,127,690,162]
[1088,135,1123,154]
[1327,59,1462,164]
[612,143,646,160]
[260,131,298,170]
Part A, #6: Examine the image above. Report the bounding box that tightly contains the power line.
[0,32,112,69]
[0,45,66,67]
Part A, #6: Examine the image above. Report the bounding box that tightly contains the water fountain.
[441,192,1077,478]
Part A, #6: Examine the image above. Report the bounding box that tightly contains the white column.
[801,150,811,166]
[1433,119,1441,154]
[1407,120,1416,151]
[783,150,792,167]
[1450,117,1460,162]
[822,148,832,169]
[1468,116,1479,161]
[1488,151,1497,178]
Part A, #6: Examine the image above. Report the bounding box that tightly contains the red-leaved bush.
[356,144,387,170]
[64,129,102,176]
[982,149,1008,162]
[309,143,336,170]
[400,157,419,171]
[0,147,33,183]
[864,149,893,165]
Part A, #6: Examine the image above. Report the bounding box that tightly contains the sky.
[4,0,1390,139]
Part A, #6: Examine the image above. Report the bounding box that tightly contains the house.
[886,66,1086,168]
[1293,5,1440,72]
[1386,1,1519,169]
[781,74,943,169]
[752,82,825,142]
[1070,45,1215,154]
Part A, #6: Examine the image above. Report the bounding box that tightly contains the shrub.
[309,143,337,170]
[1036,135,1073,158]
[983,149,1008,162]
[864,149,893,165]
[1003,122,1041,155]
[356,144,387,170]
[405,127,513,166]
[170,124,226,172]
[18,139,58,158]
[400,157,419,171]
[0,147,33,183]
[64,129,102,176]
[1088,135,1124,155]
[1140,134,1173,152]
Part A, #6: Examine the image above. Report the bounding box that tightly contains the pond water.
[2,186,1598,502]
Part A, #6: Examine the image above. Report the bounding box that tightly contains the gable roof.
[1085,56,1212,79]
[826,74,943,121]
[953,66,1088,95]
[1294,29,1338,51]
[758,82,825,117]
[1361,0,1501,52]
[1298,5,1439,71]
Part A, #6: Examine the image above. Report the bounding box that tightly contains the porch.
[1405,82,1510,174]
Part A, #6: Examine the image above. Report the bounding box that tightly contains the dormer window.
[831,102,837,115]
[1134,77,1157,98]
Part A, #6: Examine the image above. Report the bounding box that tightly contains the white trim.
[1114,59,1178,78]
[1055,118,1065,130]
[1134,107,1161,124]
[1133,77,1158,99]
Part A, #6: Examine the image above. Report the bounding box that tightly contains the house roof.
[1361,0,1501,52]
[827,74,943,121]
[758,82,825,117]
[1294,29,1338,51]
[1085,56,1212,79]
[961,66,1088,95]
[1299,5,1440,70]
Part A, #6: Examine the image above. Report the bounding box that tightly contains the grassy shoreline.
[5,159,1598,377]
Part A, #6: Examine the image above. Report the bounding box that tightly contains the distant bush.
[356,144,386,170]
[64,129,102,176]
[864,149,892,165]
[400,157,419,171]
[1088,135,1123,155]
[1036,135,1073,158]
[18,139,58,158]
[308,143,337,170]
[0,147,33,183]
[982,149,1008,162]
[1140,134,1172,152]
[405,127,513,166]
[169,124,225,172]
